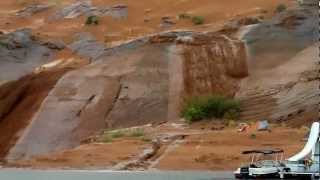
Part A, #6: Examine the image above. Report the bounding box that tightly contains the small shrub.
[192,16,204,25]
[224,108,241,120]
[48,0,63,6]
[275,4,287,13]
[101,134,113,143]
[141,137,152,143]
[0,41,7,48]
[250,133,257,139]
[181,95,241,123]
[85,15,99,25]
[227,120,237,127]
[182,102,207,123]
[129,128,145,137]
[300,126,310,132]
[178,13,191,20]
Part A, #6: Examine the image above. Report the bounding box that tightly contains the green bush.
[85,15,99,25]
[275,4,287,13]
[181,96,240,123]
[101,128,147,143]
[192,16,204,25]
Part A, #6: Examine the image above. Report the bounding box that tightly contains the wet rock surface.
[182,34,248,98]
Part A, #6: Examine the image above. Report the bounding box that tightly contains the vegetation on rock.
[182,95,240,123]
[178,13,191,19]
[85,15,99,25]
[192,16,205,25]
[101,128,146,143]
[275,4,287,13]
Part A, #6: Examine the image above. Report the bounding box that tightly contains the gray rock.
[99,4,128,20]
[41,39,66,50]
[16,4,50,17]
[68,32,106,60]
[51,0,128,20]
[242,6,317,68]
[224,16,261,30]
[0,29,53,82]
[52,0,92,20]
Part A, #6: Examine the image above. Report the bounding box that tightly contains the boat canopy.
[242,149,284,155]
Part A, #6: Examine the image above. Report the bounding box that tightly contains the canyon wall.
[6,32,248,160]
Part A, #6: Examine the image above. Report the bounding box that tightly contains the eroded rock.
[6,30,248,160]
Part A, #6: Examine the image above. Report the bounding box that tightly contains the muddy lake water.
[0,169,235,180]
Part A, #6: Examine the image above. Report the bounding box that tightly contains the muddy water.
[0,170,234,180]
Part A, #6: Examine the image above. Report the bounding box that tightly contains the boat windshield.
[254,160,281,168]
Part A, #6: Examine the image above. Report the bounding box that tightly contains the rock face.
[242,7,317,72]
[182,34,248,98]
[7,31,248,160]
[51,0,128,20]
[237,6,318,125]
[0,29,54,84]
[0,69,68,160]
[68,32,106,61]
[7,72,120,160]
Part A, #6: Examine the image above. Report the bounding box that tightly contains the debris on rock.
[237,123,250,132]
[257,120,270,131]
[160,16,176,28]
[112,138,161,170]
